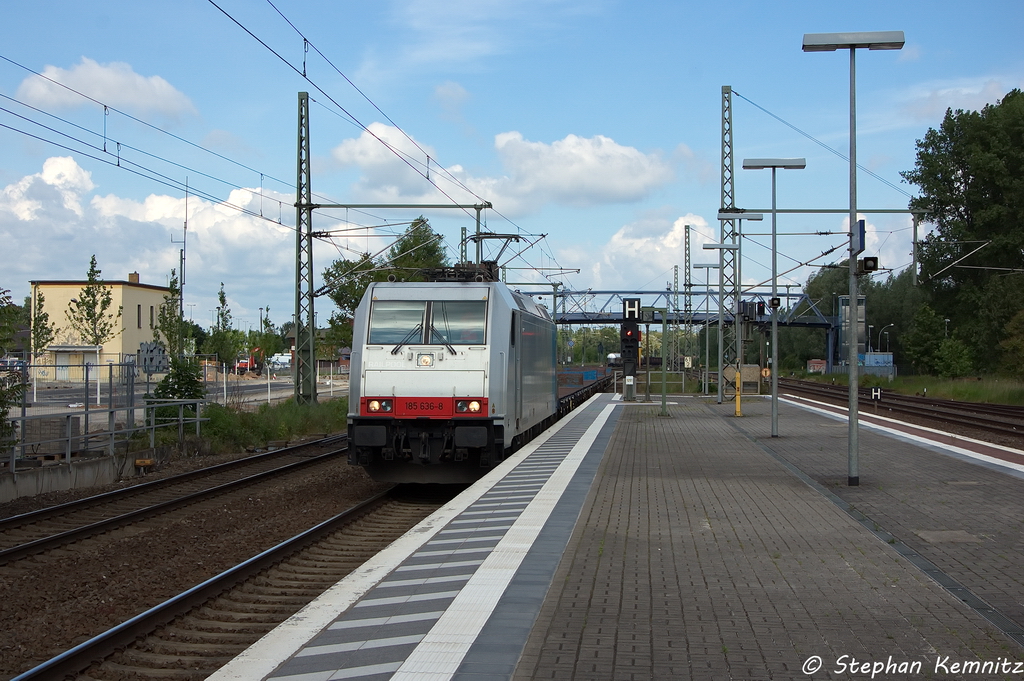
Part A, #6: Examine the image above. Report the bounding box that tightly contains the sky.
[1,0,1021,335]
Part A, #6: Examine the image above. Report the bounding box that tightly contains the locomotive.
[347,264,558,483]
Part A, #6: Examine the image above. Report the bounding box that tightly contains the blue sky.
[1,0,1021,333]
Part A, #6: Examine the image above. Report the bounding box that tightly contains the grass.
[192,397,349,455]
[797,372,1024,405]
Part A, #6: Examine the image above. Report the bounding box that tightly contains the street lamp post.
[694,263,720,395]
[715,212,762,415]
[703,242,740,406]
[803,30,904,486]
[877,323,894,354]
[742,158,805,438]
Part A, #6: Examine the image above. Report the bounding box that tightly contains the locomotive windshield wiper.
[429,325,456,355]
[390,323,423,355]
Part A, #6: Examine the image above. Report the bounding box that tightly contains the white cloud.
[16,57,196,119]
[0,157,301,327]
[560,214,713,290]
[900,77,1022,122]
[1,156,95,221]
[493,132,674,208]
[330,124,674,215]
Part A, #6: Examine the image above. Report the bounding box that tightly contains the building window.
[137,305,142,329]
[150,306,154,329]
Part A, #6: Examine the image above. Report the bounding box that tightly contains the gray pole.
[912,214,919,286]
[705,271,711,395]
[716,249,725,404]
[771,169,779,437]
[475,205,482,264]
[847,47,860,486]
[735,220,743,408]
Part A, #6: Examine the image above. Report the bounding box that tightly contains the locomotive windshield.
[368,301,425,344]
[368,300,486,345]
[430,301,486,344]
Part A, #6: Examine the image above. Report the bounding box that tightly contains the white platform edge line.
[204,395,606,681]
[781,395,1024,474]
[390,402,617,681]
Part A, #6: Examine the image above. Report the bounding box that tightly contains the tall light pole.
[803,30,904,486]
[742,158,805,437]
[694,263,720,395]
[877,323,894,352]
[703,242,739,405]
[716,212,762,414]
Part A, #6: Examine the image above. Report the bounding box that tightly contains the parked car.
[0,357,27,373]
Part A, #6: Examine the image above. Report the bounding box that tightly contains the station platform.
[211,392,1024,681]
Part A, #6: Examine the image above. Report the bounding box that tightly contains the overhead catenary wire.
[732,89,915,200]
[0,54,397,237]
[226,0,556,278]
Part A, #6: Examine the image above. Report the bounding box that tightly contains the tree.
[902,304,945,375]
[202,283,241,364]
[0,285,26,449]
[321,217,450,347]
[322,252,377,332]
[153,356,205,401]
[29,290,55,360]
[154,269,188,357]
[65,255,123,348]
[935,338,973,378]
[901,89,1024,371]
[388,216,449,277]
[998,310,1024,378]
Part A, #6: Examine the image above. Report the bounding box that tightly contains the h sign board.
[852,219,866,256]
[623,298,641,320]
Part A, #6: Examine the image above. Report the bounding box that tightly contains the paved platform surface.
[514,396,1024,680]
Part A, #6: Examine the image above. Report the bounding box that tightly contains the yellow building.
[30,273,170,378]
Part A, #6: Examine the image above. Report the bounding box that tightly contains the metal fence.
[2,361,206,472]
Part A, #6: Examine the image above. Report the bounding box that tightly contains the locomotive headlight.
[456,399,482,413]
[417,353,434,367]
[367,399,393,413]
[467,400,481,413]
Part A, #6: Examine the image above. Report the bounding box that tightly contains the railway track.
[778,378,1024,441]
[13,486,453,681]
[0,436,348,566]
[6,380,612,680]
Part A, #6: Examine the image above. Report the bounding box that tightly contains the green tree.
[153,356,205,400]
[322,252,377,332]
[935,338,973,378]
[387,216,449,278]
[321,217,450,347]
[154,269,188,357]
[65,255,123,348]
[29,290,55,360]
[902,304,945,374]
[998,310,1024,378]
[901,88,1024,371]
[202,283,241,364]
[0,285,26,448]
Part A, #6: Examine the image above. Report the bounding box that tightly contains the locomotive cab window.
[430,301,486,345]
[368,300,486,345]
[368,301,426,344]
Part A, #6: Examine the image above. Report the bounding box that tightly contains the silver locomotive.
[347,269,557,483]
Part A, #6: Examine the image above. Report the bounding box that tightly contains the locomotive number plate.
[397,398,453,417]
